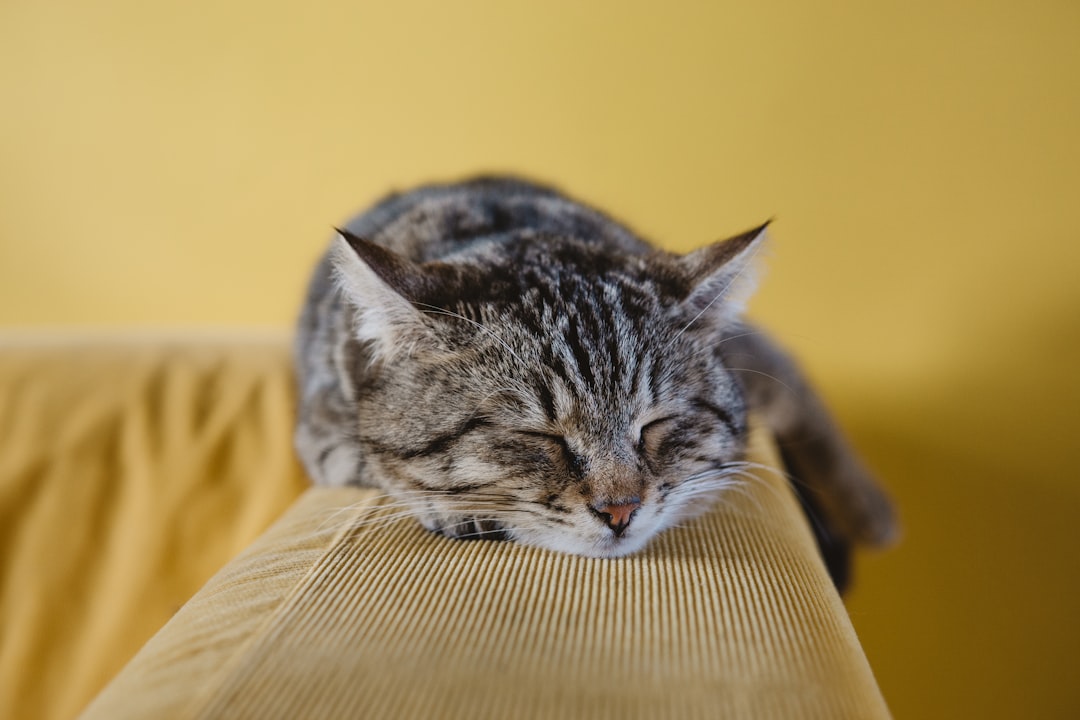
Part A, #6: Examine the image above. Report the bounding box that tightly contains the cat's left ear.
[331,229,445,359]
[675,221,770,324]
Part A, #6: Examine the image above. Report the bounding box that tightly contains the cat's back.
[339,176,649,263]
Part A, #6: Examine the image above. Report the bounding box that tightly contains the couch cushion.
[80,428,889,719]
[0,333,309,720]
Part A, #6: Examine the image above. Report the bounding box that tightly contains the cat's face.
[335,227,764,557]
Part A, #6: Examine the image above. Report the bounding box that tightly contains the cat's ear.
[675,221,770,324]
[331,230,440,358]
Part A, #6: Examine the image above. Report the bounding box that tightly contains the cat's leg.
[294,383,363,487]
[718,323,899,549]
[294,270,371,489]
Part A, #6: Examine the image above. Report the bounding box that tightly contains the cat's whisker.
[704,470,773,505]
[711,329,770,347]
[387,487,518,499]
[436,516,518,530]
[700,462,792,494]
[724,367,797,396]
[676,466,794,520]
[314,500,404,533]
[706,466,836,542]
[718,483,767,516]
[332,505,524,536]
[728,459,820,494]
[669,480,740,496]
[316,511,427,535]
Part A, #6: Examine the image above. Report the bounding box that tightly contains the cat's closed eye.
[636,416,677,458]
[515,431,584,476]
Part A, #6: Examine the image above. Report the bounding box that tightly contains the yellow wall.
[3,1,1079,717]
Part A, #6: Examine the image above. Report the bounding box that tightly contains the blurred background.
[2,0,1078,717]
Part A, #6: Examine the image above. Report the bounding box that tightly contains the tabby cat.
[294,177,896,589]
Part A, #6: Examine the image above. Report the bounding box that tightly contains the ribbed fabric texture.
[81,429,890,720]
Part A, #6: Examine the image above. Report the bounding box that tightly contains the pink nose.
[589,499,641,537]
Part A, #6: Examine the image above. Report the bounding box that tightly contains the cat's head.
[332,224,767,557]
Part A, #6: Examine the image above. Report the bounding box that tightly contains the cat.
[294,176,896,590]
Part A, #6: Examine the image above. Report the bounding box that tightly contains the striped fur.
[294,177,896,564]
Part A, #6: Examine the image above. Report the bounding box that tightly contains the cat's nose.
[589,498,641,537]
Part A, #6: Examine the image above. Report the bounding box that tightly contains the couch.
[0,334,889,719]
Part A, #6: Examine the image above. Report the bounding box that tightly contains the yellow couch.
[1,334,889,719]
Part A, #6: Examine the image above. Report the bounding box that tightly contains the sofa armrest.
[80,426,889,719]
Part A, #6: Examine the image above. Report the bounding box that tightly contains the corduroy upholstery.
[0,335,889,719]
[81,426,889,719]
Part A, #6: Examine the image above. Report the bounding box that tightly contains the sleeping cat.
[294,176,896,589]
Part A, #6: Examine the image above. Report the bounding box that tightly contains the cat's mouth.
[584,530,654,558]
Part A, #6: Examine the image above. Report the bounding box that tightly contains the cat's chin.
[421,517,656,558]
[414,506,665,558]
[517,529,657,559]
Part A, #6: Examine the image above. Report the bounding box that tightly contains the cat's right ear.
[674,221,770,325]
[331,230,439,359]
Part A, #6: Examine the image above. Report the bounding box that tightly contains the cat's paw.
[816,458,901,549]
[846,480,901,548]
[428,517,509,542]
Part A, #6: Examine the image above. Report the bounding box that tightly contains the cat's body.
[295,177,895,585]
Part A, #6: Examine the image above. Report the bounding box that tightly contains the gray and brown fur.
[294,177,896,583]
